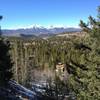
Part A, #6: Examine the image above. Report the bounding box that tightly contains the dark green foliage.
[0,39,13,86]
[0,16,3,20]
[66,6,100,100]
[0,16,13,87]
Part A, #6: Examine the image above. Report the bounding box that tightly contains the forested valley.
[0,6,100,100]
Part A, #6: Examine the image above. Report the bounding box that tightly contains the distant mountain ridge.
[2,26,81,37]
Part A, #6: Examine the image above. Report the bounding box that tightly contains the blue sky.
[0,0,100,29]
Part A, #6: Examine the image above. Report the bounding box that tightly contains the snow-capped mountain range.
[2,26,81,37]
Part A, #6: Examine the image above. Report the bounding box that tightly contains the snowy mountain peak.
[2,25,81,37]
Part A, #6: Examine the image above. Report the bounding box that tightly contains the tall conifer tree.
[0,16,13,87]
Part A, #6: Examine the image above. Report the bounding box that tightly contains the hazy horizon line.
[2,24,80,30]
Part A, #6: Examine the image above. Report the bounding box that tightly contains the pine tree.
[0,16,13,87]
[67,6,100,99]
